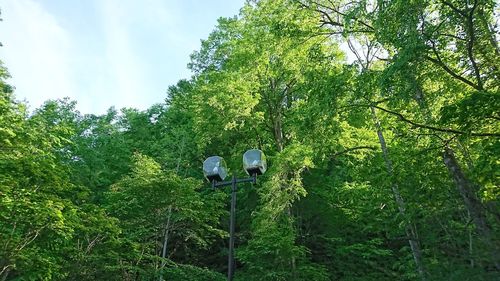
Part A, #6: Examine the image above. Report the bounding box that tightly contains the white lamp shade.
[203,156,228,182]
[243,149,267,175]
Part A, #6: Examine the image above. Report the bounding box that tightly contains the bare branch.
[465,0,483,90]
[347,38,366,69]
[0,265,14,278]
[372,105,500,137]
[305,0,375,32]
[424,41,480,90]
[440,0,466,17]
[437,33,466,41]
[332,146,378,158]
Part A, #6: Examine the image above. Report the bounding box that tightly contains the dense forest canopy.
[1,0,499,280]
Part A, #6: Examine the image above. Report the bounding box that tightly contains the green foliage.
[106,153,226,279]
[160,262,226,281]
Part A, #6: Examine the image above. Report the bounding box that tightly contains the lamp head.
[243,149,267,176]
[203,156,228,182]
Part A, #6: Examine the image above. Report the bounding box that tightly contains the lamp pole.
[203,150,267,281]
[228,175,237,281]
[211,174,256,281]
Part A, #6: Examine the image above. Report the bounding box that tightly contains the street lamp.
[203,149,267,281]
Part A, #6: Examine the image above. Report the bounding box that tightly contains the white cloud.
[0,0,75,111]
[97,0,151,112]
[0,0,245,114]
[90,0,185,113]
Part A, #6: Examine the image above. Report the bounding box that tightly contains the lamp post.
[203,149,267,281]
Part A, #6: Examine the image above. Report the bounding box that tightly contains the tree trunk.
[442,147,500,270]
[159,205,173,281]
[468,211,475,268]
[371,106,427,280]
[416,89,496,268]
[175,135,186,174]
[477,9,500,56]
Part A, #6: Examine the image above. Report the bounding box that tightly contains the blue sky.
[0,0,245,114]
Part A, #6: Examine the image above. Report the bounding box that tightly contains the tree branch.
[304,0,375,31]
[424,52,480,90]
[332,146,378,158]
[465,0,483,90]
[372,105,500,137]
[440,0,466,17]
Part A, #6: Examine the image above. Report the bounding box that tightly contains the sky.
[0,0,245,114]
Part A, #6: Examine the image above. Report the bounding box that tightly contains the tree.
[106,153,226,280]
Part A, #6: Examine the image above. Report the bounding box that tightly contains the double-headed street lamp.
[203,149,267,281]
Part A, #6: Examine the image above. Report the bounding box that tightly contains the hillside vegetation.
[1,0,499,280]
